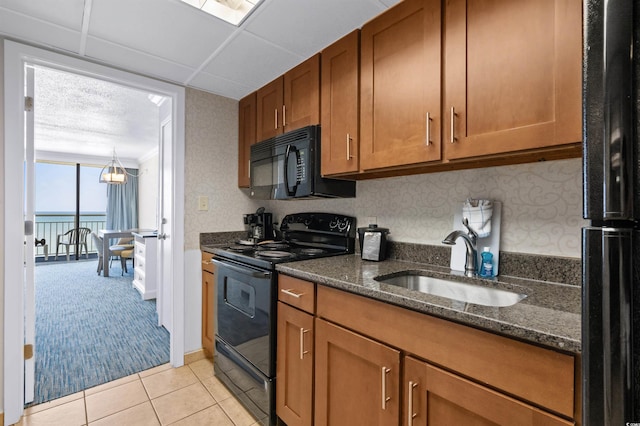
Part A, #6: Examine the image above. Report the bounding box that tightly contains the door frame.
[3,40,186,425]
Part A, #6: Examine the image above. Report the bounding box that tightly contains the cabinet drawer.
[135,241,146,257]
[317,285,575,418]
[135,254,145,272]
[201,252,215,274]
[278,274,315,314]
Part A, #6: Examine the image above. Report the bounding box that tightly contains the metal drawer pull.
[280,288,304,298]
[274,108,278,130]
[408,381,418,425]
[381,366,391,410]
[425,112,432,146]
[450,106,457,143]
[299,328,309,359]
[282,105,286,127]
[346,133,353,160]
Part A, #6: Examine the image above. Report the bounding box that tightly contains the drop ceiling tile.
[0,0,85,30]
[0,8,82,53]
[202,31,304,91]
[188,71,253,100]
[85,37,196,83]
[88,0,235,68]
[245,0,386,56]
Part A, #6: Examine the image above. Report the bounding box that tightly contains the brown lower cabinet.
[404,356,573,425]
[276,274,579,426]
[314,318,400,426]
[201,252,215,357]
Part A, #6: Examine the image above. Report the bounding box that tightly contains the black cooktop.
[214,212,357,270]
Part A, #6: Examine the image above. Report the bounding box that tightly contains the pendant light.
[100,148,127,184]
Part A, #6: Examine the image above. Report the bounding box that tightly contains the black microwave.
[249,125,356,200]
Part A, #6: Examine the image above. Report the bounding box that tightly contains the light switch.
[198,196,209,211]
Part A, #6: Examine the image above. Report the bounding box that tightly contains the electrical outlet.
[198,196,209,211]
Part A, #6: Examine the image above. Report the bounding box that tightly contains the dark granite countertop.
[275,254,581,354]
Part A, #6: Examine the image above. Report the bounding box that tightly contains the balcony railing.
[35,213,106,259]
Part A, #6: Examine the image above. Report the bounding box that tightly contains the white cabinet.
[132,232,157,300]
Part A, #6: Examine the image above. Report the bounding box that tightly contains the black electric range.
[211,212,356,425]
[213,212,357,270]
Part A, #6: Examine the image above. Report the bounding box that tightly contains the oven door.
[213,257,275,376]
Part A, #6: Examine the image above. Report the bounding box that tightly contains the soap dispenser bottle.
[479,247,494,278]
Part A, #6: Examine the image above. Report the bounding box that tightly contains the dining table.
[98,229,136,277]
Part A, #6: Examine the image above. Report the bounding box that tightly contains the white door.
[24,66,36,405]
[5,42,186,424]
[157,116,173,332]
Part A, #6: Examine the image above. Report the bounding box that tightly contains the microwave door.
[284,144,300,197]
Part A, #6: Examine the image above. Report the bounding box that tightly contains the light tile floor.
[14,357,259,426]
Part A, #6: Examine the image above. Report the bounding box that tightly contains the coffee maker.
[243,207,273,242]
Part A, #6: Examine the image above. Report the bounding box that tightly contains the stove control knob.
[329,217,339,230]
[337,217,349,232]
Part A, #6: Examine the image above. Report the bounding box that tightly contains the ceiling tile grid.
[1,0,401,99]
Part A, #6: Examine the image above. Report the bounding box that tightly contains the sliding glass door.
[35,162,107,260]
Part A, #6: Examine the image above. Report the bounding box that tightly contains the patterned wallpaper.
[183,88,255,250]
[184,89,584,258]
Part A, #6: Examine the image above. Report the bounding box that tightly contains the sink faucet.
[442,218,478,278]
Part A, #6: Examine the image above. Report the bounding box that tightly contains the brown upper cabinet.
[359,0,442,171]
[443,0,582,161]
[238,92,256,188]
[321,30,360,176]
[256,54,320,141]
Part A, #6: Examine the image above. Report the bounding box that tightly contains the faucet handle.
[461,218,478,241]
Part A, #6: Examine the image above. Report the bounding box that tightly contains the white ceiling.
[1,0,401,164]
[0,0,401,101]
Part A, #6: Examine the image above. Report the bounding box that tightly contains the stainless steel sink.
[375,273,527,307]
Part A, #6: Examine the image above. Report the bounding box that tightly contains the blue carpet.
[30,260,170,405]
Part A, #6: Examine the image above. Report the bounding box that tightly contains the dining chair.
[109,237,135,268]
[55,227,91,261]
[119,248,134,275]
[91,232,104,275]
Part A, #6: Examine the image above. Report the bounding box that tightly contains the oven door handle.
[212,259,272,278]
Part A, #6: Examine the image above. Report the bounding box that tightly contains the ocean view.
[34,212,107,258]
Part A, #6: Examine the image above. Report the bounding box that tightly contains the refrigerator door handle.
[602,0,634,219]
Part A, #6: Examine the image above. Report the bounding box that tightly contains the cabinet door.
[284,54,320,132]
[238,92,256,188]
[315,318,400,426]
[444,0,582,160]
[257,76,284,140]
[276,302,314,426]
[201,255,215,356]
[321,30,360,175]
[360,0,442,171]
[404,356,573,426]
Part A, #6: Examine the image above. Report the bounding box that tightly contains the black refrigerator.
[583,0,640,424]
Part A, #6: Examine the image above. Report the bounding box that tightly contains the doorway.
[3,40,186,425]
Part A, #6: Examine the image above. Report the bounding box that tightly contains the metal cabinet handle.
[425,112,432,146]
[299,328,309,360]
[274,108,278,130]
[407,381,418,426]
[450,106,457,143]
[282,105,286,128]
[248,160,251,179]
[280,288,304,298]
[346,133,353,160]
[381,366,391,410]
